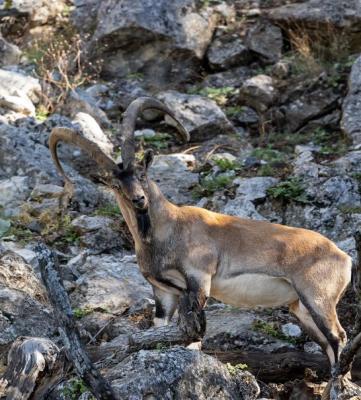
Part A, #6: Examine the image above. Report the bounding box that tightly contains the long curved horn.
[121,97,190,170]
[49,127,119,184]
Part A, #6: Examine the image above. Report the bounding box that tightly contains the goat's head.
[49,97,189,211]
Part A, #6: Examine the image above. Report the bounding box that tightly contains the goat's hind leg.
[290,298,346,366]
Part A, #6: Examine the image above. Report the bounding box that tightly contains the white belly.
[210,273,298,308]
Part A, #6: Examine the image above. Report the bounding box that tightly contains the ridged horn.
[49,127,119,184]
[121,97,190,170]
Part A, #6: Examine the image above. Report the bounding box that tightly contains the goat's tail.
[352,231,361,292]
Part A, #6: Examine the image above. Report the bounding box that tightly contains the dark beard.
[136,210,151,239]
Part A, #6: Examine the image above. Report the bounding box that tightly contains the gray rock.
[0,36,21,67]
[239,75,278,112]
[107,347,260,400]
[235,176,279,201]
[342,55,361,147]
[149,153,198,205]
[0,121,112,213]
[304,341,322,354]
[222,177,278,221]
[70,253,152,314]
[0,176,31,216]
[71,215,114,233]
[0,92,35,116]
[267,0,361,51]
[0,0,65,25]
[30,183,64,199]
[283,87,339,132]
[81,0,217,86]
[201,66,253,89]
[245,20,283,62]
[157,90,236,141]
[0,69,41,103]
[71,215,124,253]
[64,90,111,129]
[281,323,302,338]
[207,33,251,71]
[73,112,113,156]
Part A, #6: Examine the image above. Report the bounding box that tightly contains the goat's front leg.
[153,286,179,327]
[178,275,211,340]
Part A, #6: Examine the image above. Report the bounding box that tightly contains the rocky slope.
[1,0,361,398]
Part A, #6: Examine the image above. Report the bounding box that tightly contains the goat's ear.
[143,149,154,171]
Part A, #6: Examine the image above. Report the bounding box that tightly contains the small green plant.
[226,362,248,376]
[312,128,349,157]
[73,307,93,319]
[188,86,237,105]
[267,178,308,203]
[192,174,234,199]
[35,104,49,122]
[252,320,300,345]
[7,223,33,244]
[94,203,122,218]
[126,72,144,81]
[225,106,245,118]
[338,205,361,215]
[142,133,171,150]
[251,147,285,163]
[4,0,13,9]
[213,158,241,172]
[62,378,94,399]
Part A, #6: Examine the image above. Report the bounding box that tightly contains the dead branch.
[0,337,63,400]
[35,242,117,400]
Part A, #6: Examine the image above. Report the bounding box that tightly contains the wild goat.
[49,97,352,367]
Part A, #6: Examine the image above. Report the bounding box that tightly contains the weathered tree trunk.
[35,243,118,400]
[0,337,63,400]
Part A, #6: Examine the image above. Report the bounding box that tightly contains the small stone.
[281,323,302,338]
[304,341,323,354]
[239,75,278,112]
[134,128,156,139]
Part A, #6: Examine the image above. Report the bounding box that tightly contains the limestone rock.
[149,153,198,205]
[342,55,361,147]
[108,347,260,400]
[157,90,236,141]
[239,75,278,112]
[70,253,152,314]
[77,0,218,86]
[207,33,251,71]
[0,36,21,67]
[245,20,283,62]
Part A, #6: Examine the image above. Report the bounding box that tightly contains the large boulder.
[157,90,236,141]
[267,0,361,52]
[74,0,217,86]
[342,55,361,148]
[0,120,112,213]
[107,347,260,400]
[69,253,152,314]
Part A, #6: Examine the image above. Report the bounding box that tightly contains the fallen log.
[35,243,117,400]
[0,337,63,400]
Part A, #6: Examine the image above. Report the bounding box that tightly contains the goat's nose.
[132,195,146,208]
